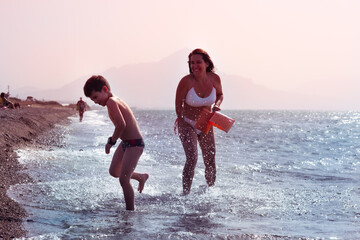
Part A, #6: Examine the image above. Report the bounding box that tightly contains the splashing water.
[9,110,360,239]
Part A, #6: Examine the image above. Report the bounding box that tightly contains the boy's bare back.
[106,96,142,141]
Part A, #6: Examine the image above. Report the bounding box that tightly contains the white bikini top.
[185,87,216,107]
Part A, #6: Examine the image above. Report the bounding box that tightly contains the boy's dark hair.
[83,75,111,97]
[0,92,4,98]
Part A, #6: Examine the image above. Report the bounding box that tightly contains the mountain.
[13,49,359,110]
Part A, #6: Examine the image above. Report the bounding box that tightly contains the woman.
[175,49,224,195]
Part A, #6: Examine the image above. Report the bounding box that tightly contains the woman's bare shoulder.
[176,75,193,101]
[209,72,221,81]
[181,74,193,83]
[178,74,193,89]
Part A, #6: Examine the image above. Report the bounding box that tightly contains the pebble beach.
[0,105,75,239]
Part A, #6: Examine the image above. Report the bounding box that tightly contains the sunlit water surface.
[9,110,360,239]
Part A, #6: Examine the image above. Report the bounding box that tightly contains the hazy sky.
[1,0,359,103]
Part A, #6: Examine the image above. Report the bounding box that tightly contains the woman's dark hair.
[83,75,111,97]
[188,48,215,73]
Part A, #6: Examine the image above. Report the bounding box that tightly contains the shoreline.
[0,106,76,239]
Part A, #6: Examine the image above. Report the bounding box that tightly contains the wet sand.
[0,105,75,239]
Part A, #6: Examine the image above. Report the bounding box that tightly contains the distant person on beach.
[0,92,14,109]
[76,97,86,121]
[83,75,149,210]
[175,48,224,195]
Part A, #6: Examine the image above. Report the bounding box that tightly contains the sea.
[8,109,360,240]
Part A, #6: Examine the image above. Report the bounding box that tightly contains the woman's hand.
[212,105,221,112]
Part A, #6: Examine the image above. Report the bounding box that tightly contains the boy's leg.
[198,127,216,187]
[131,171,149,193]
[109,144,125,178]
[119,147,144,210]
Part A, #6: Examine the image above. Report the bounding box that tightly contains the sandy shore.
[0,106,76,239]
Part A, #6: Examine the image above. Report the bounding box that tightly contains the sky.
[0,0,359,109]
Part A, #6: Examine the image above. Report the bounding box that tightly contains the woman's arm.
[211,73,224,111]
[175,77,189,118]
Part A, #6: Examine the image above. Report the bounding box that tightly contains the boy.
[83,75,149,211]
